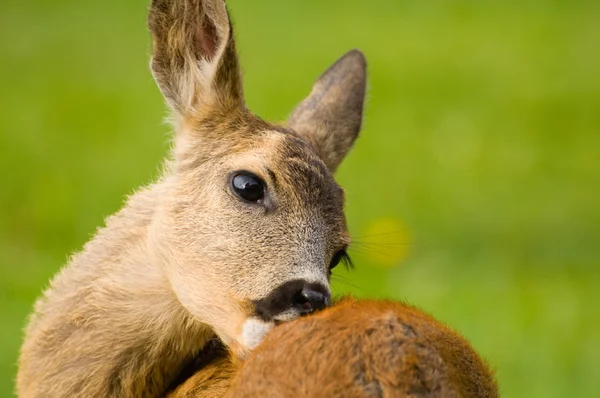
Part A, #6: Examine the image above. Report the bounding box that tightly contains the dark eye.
[329,249,353,271]
[231,172,265,203]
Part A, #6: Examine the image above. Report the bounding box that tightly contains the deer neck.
[34,178,216,397]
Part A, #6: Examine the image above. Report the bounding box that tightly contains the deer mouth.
[226,280,332,355]
[251,279,331,323]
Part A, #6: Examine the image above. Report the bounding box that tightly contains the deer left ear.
[149,0,244,119]
[287,50,367,172]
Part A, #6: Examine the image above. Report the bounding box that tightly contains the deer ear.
[149,0,244,117]
[288,50,367,172]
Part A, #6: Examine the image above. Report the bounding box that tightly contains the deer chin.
[240,317,275,350]
[226,317,275,359]
[229,308,308,358]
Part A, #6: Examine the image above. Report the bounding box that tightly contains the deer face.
[148,0,366,356]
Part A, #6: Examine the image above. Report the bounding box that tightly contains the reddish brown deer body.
[170,298,499,398]
[17,0,366,396]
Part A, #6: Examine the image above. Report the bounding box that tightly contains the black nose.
[252,280,331,321]
[293,287,329,314]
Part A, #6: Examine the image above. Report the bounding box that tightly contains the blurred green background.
[1,0,599,396]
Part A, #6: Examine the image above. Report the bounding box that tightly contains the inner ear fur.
[149,0,244,117]
[288,50,367,172]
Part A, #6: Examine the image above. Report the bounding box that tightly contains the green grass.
[1,0,599,396]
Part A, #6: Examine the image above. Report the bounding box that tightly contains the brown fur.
[167,356,237,398]
[170,298,499,398]
[170,357,236,398]
[17,0,366,397]
[165,340,238,398]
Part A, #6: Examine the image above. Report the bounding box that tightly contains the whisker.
[352,230,409,239]
[330,277,363,292]
[349,245,407,259]
[352,241,411,249]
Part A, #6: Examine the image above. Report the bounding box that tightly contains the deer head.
[147,0,366,356]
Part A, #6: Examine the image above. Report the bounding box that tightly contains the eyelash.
[338,251,354,270]
[330,250,354,271]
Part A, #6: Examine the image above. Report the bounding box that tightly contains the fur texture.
[170,298,499,398]
[16,0,367,397]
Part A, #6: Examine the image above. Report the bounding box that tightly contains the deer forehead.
[259,131,345,205]
[196,129,344,203]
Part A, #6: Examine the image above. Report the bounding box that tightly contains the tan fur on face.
[152,127,349,355]
[169,298,499,398]
[17,0,366,396]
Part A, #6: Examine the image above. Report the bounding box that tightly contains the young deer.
[169,298,500,398]
[16,0,366,396]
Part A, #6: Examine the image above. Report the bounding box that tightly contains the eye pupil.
[232,172,265,202]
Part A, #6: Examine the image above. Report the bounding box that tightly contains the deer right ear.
[288,50,367,172]
[148,0,244,117]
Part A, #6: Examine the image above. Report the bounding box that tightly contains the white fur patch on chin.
[240,317,275,350]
